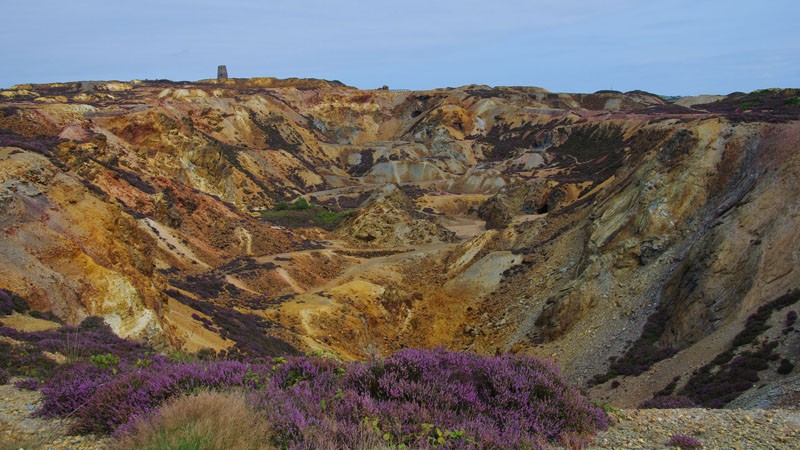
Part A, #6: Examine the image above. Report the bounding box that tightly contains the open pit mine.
[2,77,799,411]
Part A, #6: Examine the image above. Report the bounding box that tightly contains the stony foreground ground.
[588,408,800,449]
[0,384,110,450]
[1,383,799,449]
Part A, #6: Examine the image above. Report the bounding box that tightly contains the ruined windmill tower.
[217,65,228,80]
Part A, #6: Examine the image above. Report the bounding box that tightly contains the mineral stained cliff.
[1,78,799,407]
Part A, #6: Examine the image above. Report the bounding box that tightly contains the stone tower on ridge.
[217,65,228,80]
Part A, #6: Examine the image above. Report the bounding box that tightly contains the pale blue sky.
[1,0,797,94]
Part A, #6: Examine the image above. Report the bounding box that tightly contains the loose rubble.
[588,408,800,449]
[0,383,110,450]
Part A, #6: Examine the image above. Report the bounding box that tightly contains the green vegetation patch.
[261,199,352,230]
[738,98,764,110]
[785,96,800,107]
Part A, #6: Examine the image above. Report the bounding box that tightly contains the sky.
[1,0,797,95]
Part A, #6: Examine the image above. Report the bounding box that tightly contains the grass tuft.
[114,391,273,450]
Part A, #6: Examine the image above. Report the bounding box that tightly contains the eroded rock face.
[0,147,166,342]
[477,196,513,229]
[478,181,551,229]
[337,184,456,246]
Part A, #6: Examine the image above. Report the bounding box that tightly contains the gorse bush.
[37,348,606,449]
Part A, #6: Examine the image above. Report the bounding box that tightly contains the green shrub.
[292,198,309,210]
[89,353,121,373]
[785,97,800,107]
[739,99,763,110]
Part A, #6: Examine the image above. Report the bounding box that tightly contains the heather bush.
[0,368,8,385]
[251,348,607,449]
[79,315,112,332]
[786,310,798,327]
[13,377,41,390]
[667,433,702,448]
[28,309,63,323]
[639,395,697,409]
[777,358,794,375]
[0,318,154,383]
[0,336,58,379]
[0,288,29,316]
[1,317,150,363]
[167,289,298,357]
[678,342,778,408]
[733,290,800,348]
[37,348,606,448]
[37,363,115,418]
[588,308,676,386]
[673,291,800,408]
[67,358,263,433]
[650,375,681,399]
[0,294,12,316]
